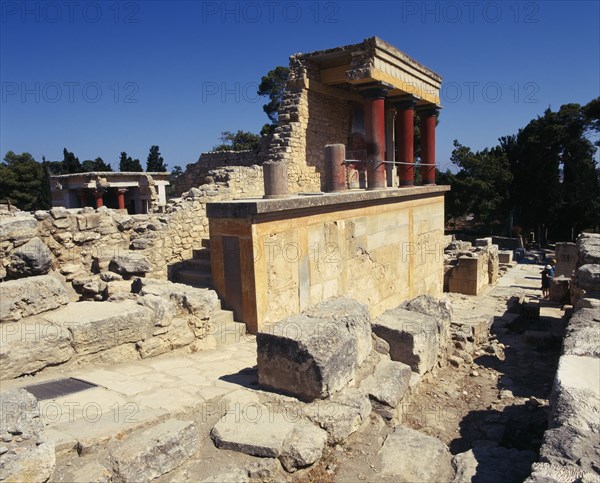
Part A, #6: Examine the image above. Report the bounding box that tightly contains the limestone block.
[109,253,152,276]
[41,301,155,355]
[0,389,56,483]
[551,354,600,434]
[303,387,371,444]
[563,309,600,358]
[555,242,577,277]
[110,419,198,483]
[498,250,513,264]
[452,447,536,483]
[577,233,600,265]
[372,307,439,375]
[360,359,412,418]
[571,264,600,304]
[6,237,53,278]
[279,423,328,472]
[0,275,70,322]
[378,425,453,482]
[549,275,570,304]
[401,294,452,351]
[0,318,73,379]
[475,237,492,247]
[0,215,37,243]
[257,298,370,401]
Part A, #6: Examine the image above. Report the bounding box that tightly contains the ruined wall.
[528,234,600,482]
[267,59,353,193]
[174,151,260,195]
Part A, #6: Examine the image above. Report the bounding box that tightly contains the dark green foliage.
[257,66,289,124]
[146,145,167,172]
[119,152,143,172]
[82,157,113,172]
[0,152,49,211]
[62,148,82,174]
[450,98,600,240]
[212,131,260,152]
[450,141,513,225]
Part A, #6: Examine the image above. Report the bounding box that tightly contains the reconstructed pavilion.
[267,36,443,192]
[207,38,448,332]
[49,172,170,214]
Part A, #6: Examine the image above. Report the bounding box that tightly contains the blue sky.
[1,0,599,172]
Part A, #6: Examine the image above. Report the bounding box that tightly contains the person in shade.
[541,264,553,299]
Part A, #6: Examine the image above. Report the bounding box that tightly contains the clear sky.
[1,0,599,172]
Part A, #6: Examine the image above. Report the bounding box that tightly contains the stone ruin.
[443,236,507,295]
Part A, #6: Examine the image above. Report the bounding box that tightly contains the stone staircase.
[210,306,247,346]
[171,239,247,344]
[173,239,213,289]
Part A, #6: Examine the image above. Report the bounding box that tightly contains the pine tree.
[146,145,167,172]
[119,152,142,172]
[62,148,82,173]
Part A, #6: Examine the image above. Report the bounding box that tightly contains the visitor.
[541,264,553,299]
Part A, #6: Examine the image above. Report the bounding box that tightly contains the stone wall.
[174,151,261,195]
[527,234,600,482]
[267,62,354,193]
[1,173,264,285]
[445,238,500,295]
[208,187,447,333]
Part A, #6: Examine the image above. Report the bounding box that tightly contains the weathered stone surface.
[304,387,371,444]
[109,253,152,276]
[452,447,536,483]
[211,405,290,458]
[574,297,600,311]
[563,308,600,358]
[6,237,53,278]
[361,359,411,418]
[378,425,453,482]
[136,278,220,319]
[303,297,372,366]
[577,233,600,265]
[137,294,175,327]
[41,301,155,355]
[110,419,198,483]
[401,294,452,356]
[537,425,600,478]
[372,307,439,375]
[257,298,370,401]
[279,423,328,472]
[549,275,570,304]
[0,275,70,322]
[526,461,592,483]
[551,354,600,433]
[0,389,55,483]
[0,318,73,379]
[571,264,600,303]
[0,216,37,243]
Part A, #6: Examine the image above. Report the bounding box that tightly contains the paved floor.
[2,335,260,454]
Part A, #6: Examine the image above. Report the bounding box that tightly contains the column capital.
[416,104,440,116]
[358,83,391,99]
[390,95,419,109]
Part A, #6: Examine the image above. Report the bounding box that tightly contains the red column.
[395,99,416,186]
[94,190,104,208]
[419,107,438,185]
[362,87,388,190]
[117,189,127,210]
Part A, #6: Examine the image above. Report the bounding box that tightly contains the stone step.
[181,258,211,272]
[210,310,246,346]
[192,247,211,261]
[173,268,213,289]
